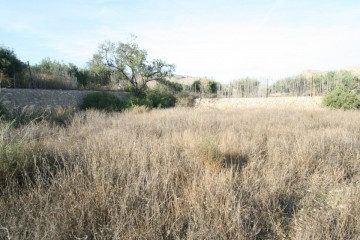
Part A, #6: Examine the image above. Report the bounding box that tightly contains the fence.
[211,75,360,98]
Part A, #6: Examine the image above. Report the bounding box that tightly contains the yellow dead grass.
[1,105,359,239]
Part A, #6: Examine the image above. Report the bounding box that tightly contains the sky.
[1,0,360,83]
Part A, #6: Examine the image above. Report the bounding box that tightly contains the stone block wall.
[0,88,130,110]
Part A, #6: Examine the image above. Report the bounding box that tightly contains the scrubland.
[1,106,360,239]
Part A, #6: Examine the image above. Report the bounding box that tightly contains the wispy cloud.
[260,0,283,25]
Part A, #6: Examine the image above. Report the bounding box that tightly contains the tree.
[191,78,219,95]
[231,78,260,97]
[95,38,175,96]
[87,54,113,86]
[208,80,219,94]
[0,46,25,88]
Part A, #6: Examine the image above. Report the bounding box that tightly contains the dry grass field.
[195,96,323,110]
[1,105,360,239]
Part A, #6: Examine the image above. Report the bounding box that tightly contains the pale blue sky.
[1,0,360,82]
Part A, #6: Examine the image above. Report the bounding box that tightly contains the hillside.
[146,74,200,88]
[342,66,360,76]
[169,74,200,85]
[300,66,360,78]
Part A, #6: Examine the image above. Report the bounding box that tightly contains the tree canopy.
[95,38,175,96]
[0,46,25,77]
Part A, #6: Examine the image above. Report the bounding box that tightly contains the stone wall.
[0,88,130,110]
[195,96,323,110]
[0,89,323,111]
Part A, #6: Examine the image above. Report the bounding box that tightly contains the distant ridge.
[169,74,200,85]
[300,66,360,78]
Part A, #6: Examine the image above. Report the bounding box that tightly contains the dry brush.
[0,107,359,239]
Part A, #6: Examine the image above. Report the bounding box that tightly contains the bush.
[322,88,360,110]
[145,88,176,108]
[80,92,122,111]
[80,88,178,112]
[0,46,26,78]
[158,80,183,93]
[81,92,154,112]
[119,95,153,110]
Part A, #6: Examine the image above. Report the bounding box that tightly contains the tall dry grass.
[0,107,360,239]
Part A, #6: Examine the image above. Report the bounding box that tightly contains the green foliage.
[208,80,218,93]
[86,54,113,86]
[80,92,155,112]
[145,88,176,108]
[96,37,175,96]
[30,58,78,89]
[230,77,261,97]
[158,80,183,93]
[30,57,120,89]
[76,69,90,87]
[0,46,26,88]
[192,80,201,91]
[0,46,25,77]
[80,92,122,112]
[32,58,61,75]
[119,96,153,110]
[322,88,360,110]
[270,74,307,96]
[191,78,219,96]
[271,70,360,96]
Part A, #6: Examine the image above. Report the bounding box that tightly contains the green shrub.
[158,80,183,93]
[145,88,176,108]
[80,92,155,112]
[322,88,360,110]
[80,92,122,111]
[119,96,153,110]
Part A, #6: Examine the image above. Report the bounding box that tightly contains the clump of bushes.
[81,89,177,112]
[145,88,176,108]
[119,95,152,110]
[322,88,360,110]
[80,92,122,111]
